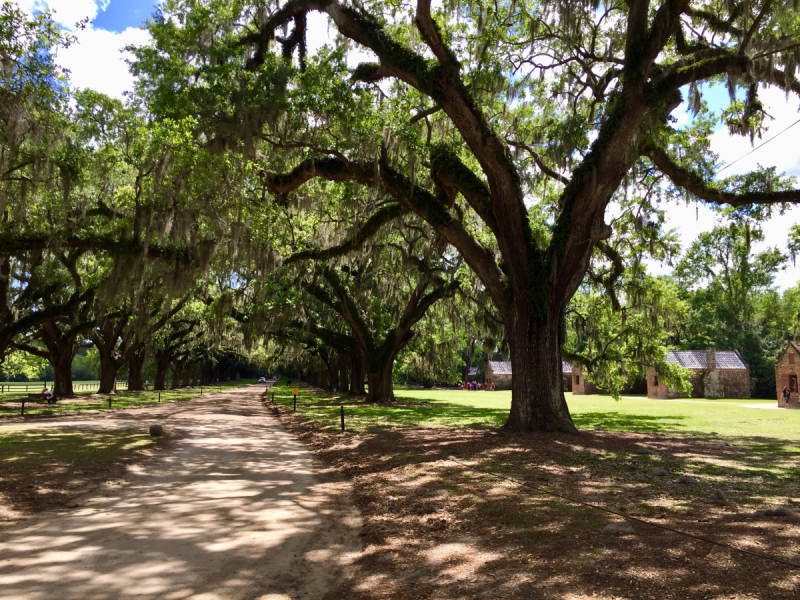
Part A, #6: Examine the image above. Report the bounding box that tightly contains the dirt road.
[0,385,361,599]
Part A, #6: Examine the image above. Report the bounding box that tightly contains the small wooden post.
[158,391,161,403]
[108,397,112,409]
[21,400,25,416]
[340,405,345,432]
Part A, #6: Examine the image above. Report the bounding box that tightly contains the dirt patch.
[273,407,800,600]
[0,427,176,525]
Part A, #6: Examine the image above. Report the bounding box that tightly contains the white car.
[258,377,267,383]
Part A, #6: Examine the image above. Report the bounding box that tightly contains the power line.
[447,455,800,570]
[716,118,800,175]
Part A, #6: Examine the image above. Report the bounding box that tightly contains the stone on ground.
[677,475,697,485]
[753,507,795,517]
[603,522,635,535]
[149,424,164,437]
[636,447,658,455]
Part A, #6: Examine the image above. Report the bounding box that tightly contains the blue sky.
[93,0,156,32]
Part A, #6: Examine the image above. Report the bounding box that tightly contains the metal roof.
[488,361,513,375]
[666,350,747,370]
[468,367,479,376]
[487,361,574,374]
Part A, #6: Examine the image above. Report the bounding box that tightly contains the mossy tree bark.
[349,348,365,395]
[303,266,457,403]
[246,0,800,429]
[128,348,146,391]
[172,361,184,389]
[37,318,85,397]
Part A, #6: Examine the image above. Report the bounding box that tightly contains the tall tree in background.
[673,219,788,397]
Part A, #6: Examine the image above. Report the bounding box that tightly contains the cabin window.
[791,353,796,365]
[791,375,798,393]
[575,375,580,385]
[653,375,659,387]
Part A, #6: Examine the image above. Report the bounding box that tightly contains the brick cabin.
[485,361,593,394]
[647,348,750,399]
[466,366,479,382]
[774,343,800,408]
[485,361,512,389]
[570,364,600,395]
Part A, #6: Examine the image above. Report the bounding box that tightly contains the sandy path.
[0,385,361,600]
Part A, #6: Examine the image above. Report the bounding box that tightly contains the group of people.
[459,381,496,391]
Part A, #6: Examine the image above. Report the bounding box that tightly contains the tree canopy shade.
[130,0,800,431]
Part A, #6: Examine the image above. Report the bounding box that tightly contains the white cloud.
[649,200,800,291]
[21,1,149,100]
[57,26,150,99]
[21,0,106,28]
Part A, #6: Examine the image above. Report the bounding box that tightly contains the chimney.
[706,347,716,371]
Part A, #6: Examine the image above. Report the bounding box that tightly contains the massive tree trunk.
[339,352,350,394]
[172,362,183,389]
[98,360,118,395]
[97,350,119,394]
[363,337,407,403]
[52,347,76,397]
[128,349,146,391]
[365,362,394,403]
[40,320,78,397]
[349,348,365,395]
[504,312,577,433]
[154,356,170,390]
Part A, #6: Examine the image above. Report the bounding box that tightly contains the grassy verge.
[268,382,800,444]
[0,379,257,418]
[0,427,157,464]
[0,426,163,520]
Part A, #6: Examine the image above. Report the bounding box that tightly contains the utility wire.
[447,455,800,570]
[715,118,800,175]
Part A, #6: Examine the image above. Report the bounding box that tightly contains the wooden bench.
[18,393,57,416]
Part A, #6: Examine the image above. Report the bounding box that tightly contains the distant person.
[491,382,496,391]
[783,387,790,407]
[144,380,150,390]
[42,387,53,402]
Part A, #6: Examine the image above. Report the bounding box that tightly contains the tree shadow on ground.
[280,410,800,600]
[0,387,360,600]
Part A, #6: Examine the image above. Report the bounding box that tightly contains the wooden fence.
[0,381,128,394]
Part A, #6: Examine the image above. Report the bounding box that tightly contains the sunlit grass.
[0,427,156,466]
[268,381,800,443]
[0,380,257,417]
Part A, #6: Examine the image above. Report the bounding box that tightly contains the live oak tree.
[11,251,96,396]
[132,0,800,430]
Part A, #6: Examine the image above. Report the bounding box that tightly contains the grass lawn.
[0,427,157,465]
[0,379,257,417]
[269,383,800,445]
[0,426,163,520]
